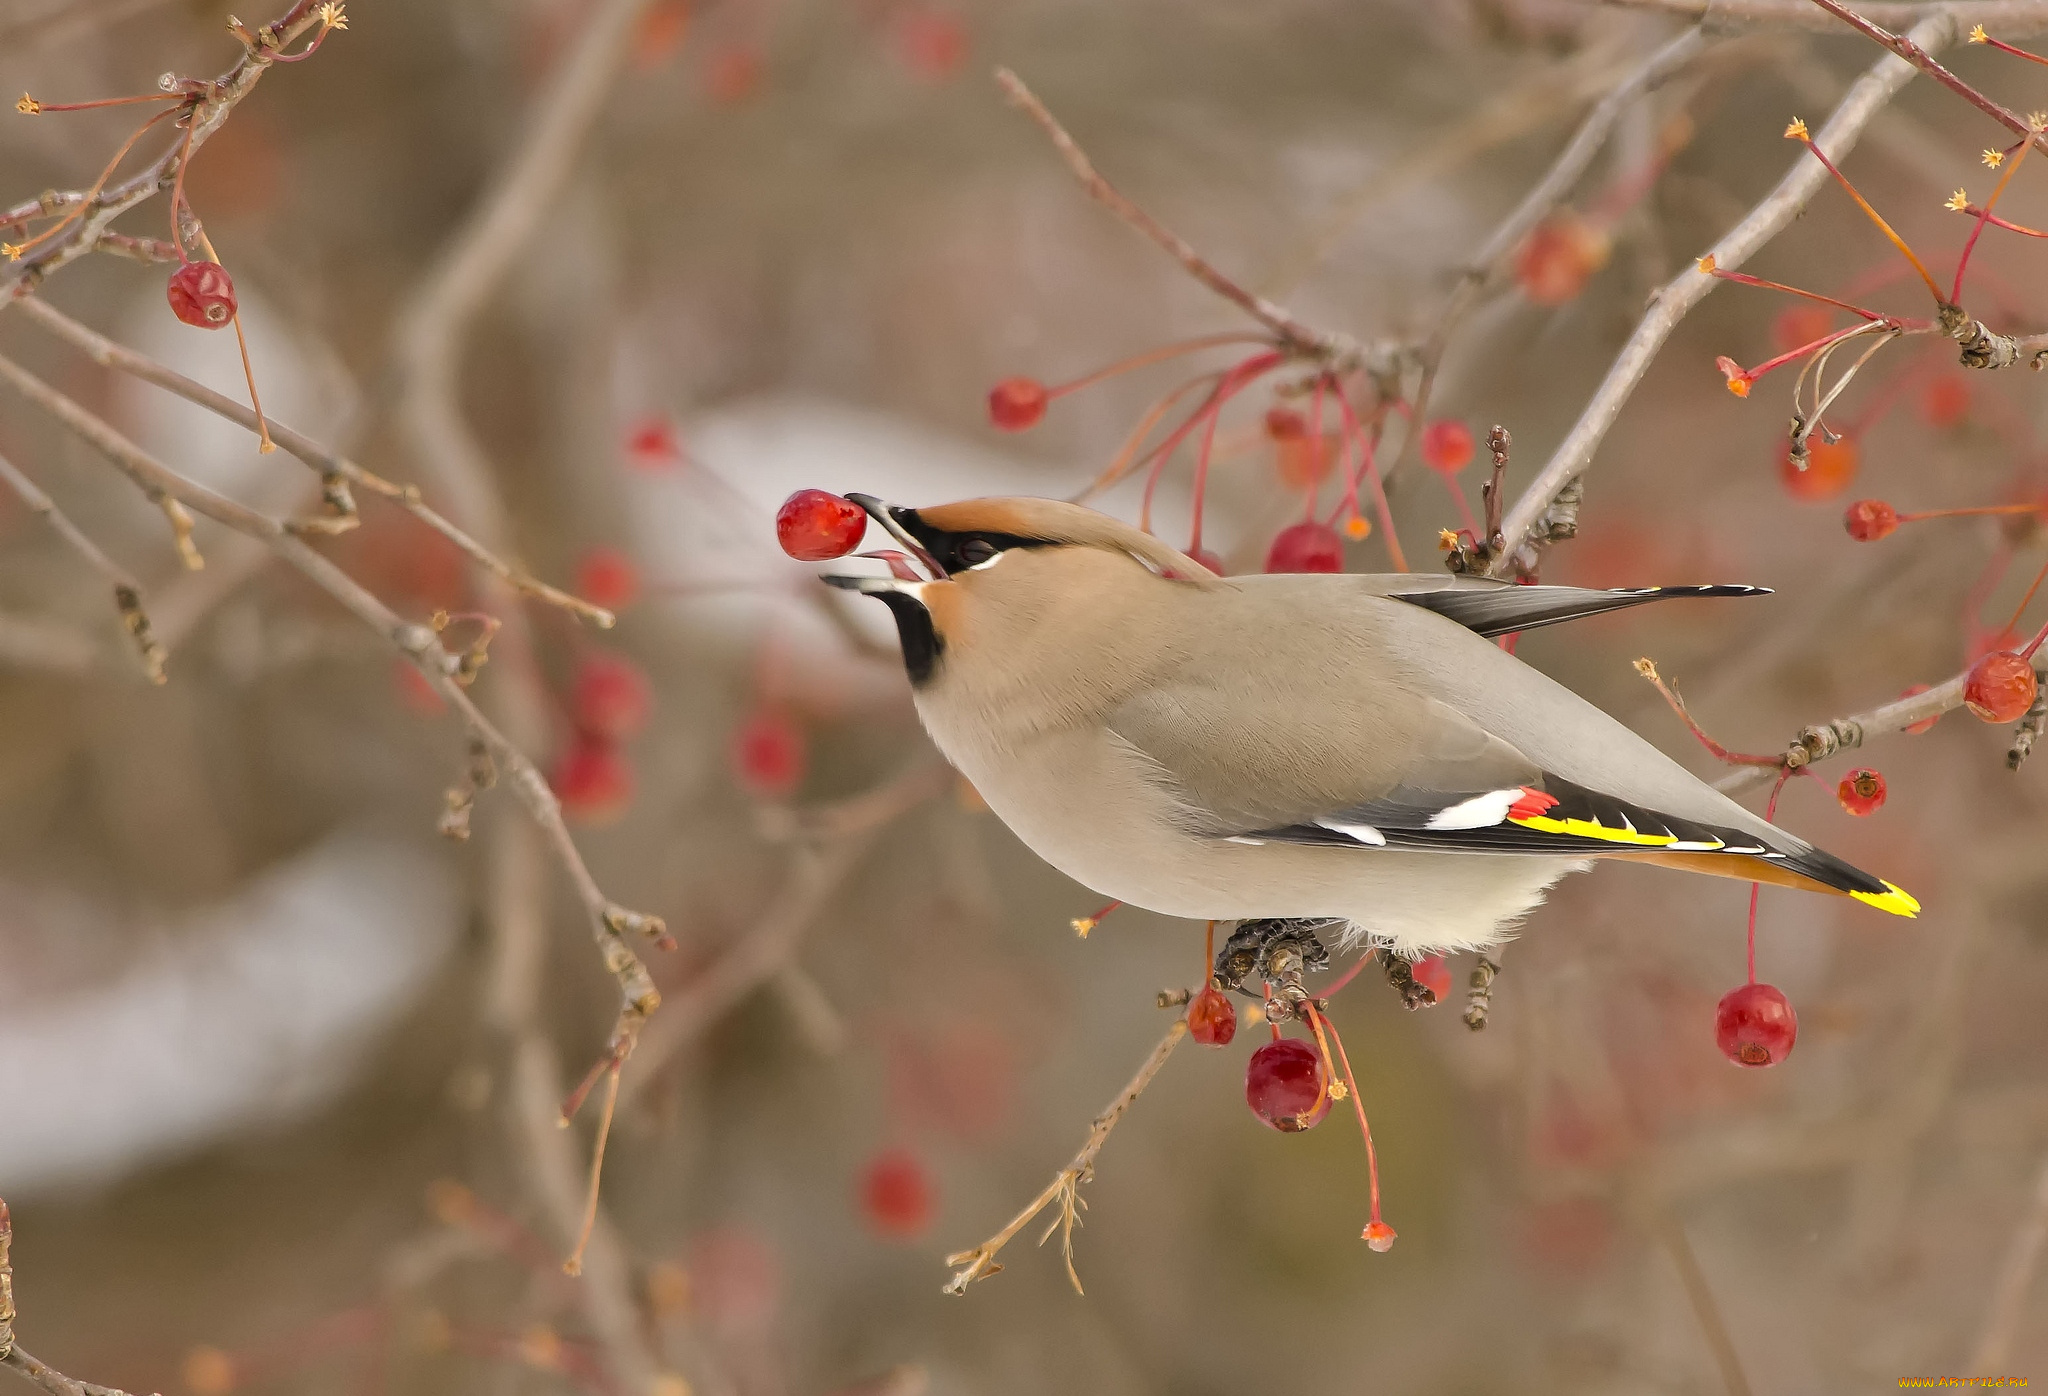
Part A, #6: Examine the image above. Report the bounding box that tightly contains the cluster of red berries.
[552,652,654,825]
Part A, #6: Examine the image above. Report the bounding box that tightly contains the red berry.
[704,44,763,104]
[1772,305,1835,355]
[895,9,967,81]
[571,654,653,740]
[1420,420,1475,475]
[1780,438,1858,501]
[1264,407,1308,441]
[987,377,1048,432]
[732,707,805,797]
[625,417,681,467]
[166,260,236,329]
[774,489,867,561]
[1715,982,1797,1067]
[1843,498,1897,542]
[1264,521,1344,574]
[1965,650,2038,723]
[575,547,640,611]
[1899,683,1940,735]
[552,735,634,824]
[858,1147,935,1240]
[1362,1220,1397,1252]
[1274,432,1333,490]
[1514,211,1610,306]
[1186,987,1237,1046]
[1836,767,1886,816]
[1922,374,1971,429]
[1411,954,1451,1005]
[631,0,689,70]
[1245,1038,1331,1132]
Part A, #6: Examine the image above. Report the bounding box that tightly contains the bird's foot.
[1382,954,1436,1010]
[1462,955,1502,1031]
[1213,918,1337,1024]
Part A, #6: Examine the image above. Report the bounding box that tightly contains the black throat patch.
[873,590,943,686]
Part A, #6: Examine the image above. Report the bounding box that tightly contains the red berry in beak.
[1715,982,1797,1067]
[166,260,237,328]
[774,489,867,561]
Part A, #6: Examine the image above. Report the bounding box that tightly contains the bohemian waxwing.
[825,494,1917,955]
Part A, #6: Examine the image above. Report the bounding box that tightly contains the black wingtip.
[1616,585,1771,598]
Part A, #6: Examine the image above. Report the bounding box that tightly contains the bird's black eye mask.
[889,511,1055,576]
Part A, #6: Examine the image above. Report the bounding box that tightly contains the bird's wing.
[1231,573,1770,639]
[1106,663,1916,916]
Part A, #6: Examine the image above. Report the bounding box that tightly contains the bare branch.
[0,450,165,681]
[943,1019,1187,1296]
[1603,0,2048,29]
[1493,11,1959,573]
[1714,673,1964,795]
[1654,1213,1755,1396]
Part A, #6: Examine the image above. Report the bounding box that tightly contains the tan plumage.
[828,494,1917,954]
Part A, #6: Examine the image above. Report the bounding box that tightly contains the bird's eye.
[957,537,999,566]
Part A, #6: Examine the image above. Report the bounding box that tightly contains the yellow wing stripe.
[1508,814,1680,847]
[1851,881,1920,918]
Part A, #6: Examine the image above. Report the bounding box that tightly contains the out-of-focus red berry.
[167,261,237,328]
[1836,767,1886,816]
[858,1148,935,1240]
[1245,1038,1330,1132]
[1186,547,1226,578]
[1411,954,1452,1004]
[1780,438,1858,501]
[1899,683,1940,735]
[553,736,634,824]
[1843,498,1897,541]
[632,0,689,70]
[1187,986,1237,1045]
[1965,650,2038,723]
[987,377,1048,432]
[705,44,764,105]
[1715,982,1797,1067]
[1264,407,1307,441]
[394,658,445,715]
[775,489,867,561]
[688,1226,780,1334]
[1514,210,1610,306]
[625,417,682,468]
[894,9,967,81]
[1772,305,1835,355]
[731,707,805,797]
[1265,521,1343,574]
[576,547,640,611]
[1274,433,1333,490]
[1921,374,1971,429]
[182,1347,236,1396]
[572,654,653,740]
[1420,420,1475,474]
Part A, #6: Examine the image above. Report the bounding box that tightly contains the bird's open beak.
[845,493,948,580]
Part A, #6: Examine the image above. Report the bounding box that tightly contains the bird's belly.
[923,712,1584,953]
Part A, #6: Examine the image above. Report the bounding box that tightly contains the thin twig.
[1966,1148,2048,1373]
[993,68,1345,359]
[1654,1213,1755,1396]
[0,451,165,682]
[9,296,614,625]
[1604,0,2048,29]
[1803,0,2048,155]
[1493,12,1959,573]
[943,1019,1188,1296]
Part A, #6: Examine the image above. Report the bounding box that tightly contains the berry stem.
[1953,133,2035,303]
[1444,474,1481,539]
[1728,322,1881,394]
[2001,552,2048,643]
[167,114,198,260]
[1697,259,1884,321]
[21,92,192,113]
[1320,947,1377,1000]
[1974,31,2048,69]
[1332,381,1407,571]
[1305,1004,1389,1242]
[1302,376,1327,523]
[1898,502,2046,523]
[1082,373,1221,501]
[1788,122,1945,304]
[3,104,179,259]
[1137,352,1281,534]
[1262,983,1281,1042]
[1046,332,1273,400]
[1948,204,2048,238]
[198,229,277,453]
[1188,388,1222,555]
[1748,770,1794,985]
[562,1055,622,1277]
[1201,918,1216,988]
[1634,657,1781,766]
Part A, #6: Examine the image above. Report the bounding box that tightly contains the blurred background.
[3,0,2048,1392]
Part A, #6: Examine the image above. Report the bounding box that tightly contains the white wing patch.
[1315,819,1388,847]
[1424,790,1520,830]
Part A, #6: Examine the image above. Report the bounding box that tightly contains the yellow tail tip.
[1851,881,1920,917]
